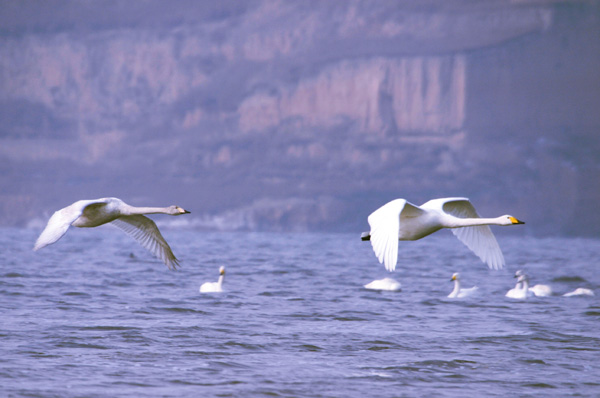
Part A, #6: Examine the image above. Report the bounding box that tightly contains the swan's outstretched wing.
[440,198,505,270]
[111,215,180,270]
[367,199,423,271]
[33,199,101,251]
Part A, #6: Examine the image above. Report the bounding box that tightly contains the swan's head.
[169,205,191,215]
[501,215,525,225]
[451,272,460,281]
[219,266,225,275]
[514,269,524,277]
[516,274,529,283]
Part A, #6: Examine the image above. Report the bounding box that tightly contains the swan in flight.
[505,274,533,299]
[364,277,401,291]
[448,272,479,298]
[361,198,524,271]
[563,287,594,297]
[200,266,225,293]
[515,270,552,297]
[33,197,190,270]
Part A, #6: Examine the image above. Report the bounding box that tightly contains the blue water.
[1,227,599,397]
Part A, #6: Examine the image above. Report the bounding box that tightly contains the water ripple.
[1,230,599,397]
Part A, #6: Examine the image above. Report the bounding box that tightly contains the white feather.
[33,197,189,270]
[363,197,523,271]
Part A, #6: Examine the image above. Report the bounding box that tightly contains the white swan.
[364,277,401,291]
[515,270,552,297]
[563,288,594,297]
[200,266,225,293]
[505,274,533,299]
[33,197,190,270]
[361,198,524,271]
[448,272,479,298]
[506,276,524,297]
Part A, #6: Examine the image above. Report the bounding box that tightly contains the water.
[1,227,599,397]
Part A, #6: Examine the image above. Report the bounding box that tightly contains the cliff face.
[237,56,466,135]
[1,1,598,235]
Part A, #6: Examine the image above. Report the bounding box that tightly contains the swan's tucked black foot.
[361,232,371,241]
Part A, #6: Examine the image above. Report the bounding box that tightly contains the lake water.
[1,227,599,397]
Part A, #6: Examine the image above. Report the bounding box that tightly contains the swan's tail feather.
[33,207,82,251]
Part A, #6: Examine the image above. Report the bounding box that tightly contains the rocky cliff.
[1,1,598,235]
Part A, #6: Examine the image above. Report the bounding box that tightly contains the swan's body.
[361,198,524,271]
[563,288,594,297]
[200,266,225,293]
[515,270,553,297]
[364,277,401,291]
[448,272,479,298]
[529,284,553,297]
[33,197,190,270]
[506,274,533,299]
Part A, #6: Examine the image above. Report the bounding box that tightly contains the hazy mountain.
[1,0,598,236]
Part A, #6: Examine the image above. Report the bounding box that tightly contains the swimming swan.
[33,197,190,270]
[364,277,401,291]
[563,288,594,297]
[515,270,552,297]
[361,198,524,271]
[448,272,479,298]
[505,274,533,299]
[200,266,225,293]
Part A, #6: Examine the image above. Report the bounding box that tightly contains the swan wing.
[33,199,105,251]
[367,199,423,271]
[459,286,479,298]
[111,215,180,270]
[364,277,401,291]
[200,282,222,293]
[440,198,505,270]
[530,284,552,297]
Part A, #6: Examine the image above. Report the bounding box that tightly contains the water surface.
[1,228,599,397]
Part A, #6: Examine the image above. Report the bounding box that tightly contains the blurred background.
[1,0,598,236]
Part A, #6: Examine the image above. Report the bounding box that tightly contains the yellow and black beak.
[509,217,525,225]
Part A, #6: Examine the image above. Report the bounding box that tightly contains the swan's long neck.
[515,281,523,289]
[124,205,172,215]
[217,274,224,287]
[447,216,505,228]
[450,279,461,296]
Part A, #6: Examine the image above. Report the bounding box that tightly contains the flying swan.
[199,266,225,293]
[33,197,190,270]
[361,198,524,271]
